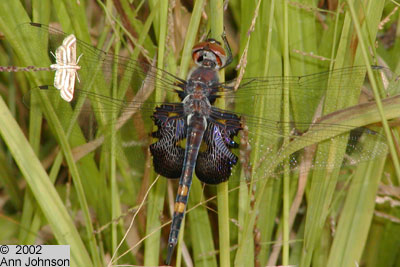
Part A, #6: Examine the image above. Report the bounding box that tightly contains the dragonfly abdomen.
[166,114,207,264]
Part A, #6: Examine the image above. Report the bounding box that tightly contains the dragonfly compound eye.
[192,41,227,69]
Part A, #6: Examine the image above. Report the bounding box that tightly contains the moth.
[50,34,82,102]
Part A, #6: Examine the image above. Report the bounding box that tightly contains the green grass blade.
[0,94,93,267]
[327,149,386,266]
[143,0,168,265]
[188,179,218,266]
[346,0,400,180]
[209,1,231,266]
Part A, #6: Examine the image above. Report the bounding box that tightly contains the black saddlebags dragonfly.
[16,23,390,264]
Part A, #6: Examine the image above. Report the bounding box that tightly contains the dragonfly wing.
[218,66,397,126]
[209,66,396,179]
[219,66,376,96]
[24,85,185,168]
[150,104,187,179]
[16,22,186,97]
[195,113,242,184]
[236,109,388,180]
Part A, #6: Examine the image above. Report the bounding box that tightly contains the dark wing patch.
[150,104,186,179]
[195,110,242,184]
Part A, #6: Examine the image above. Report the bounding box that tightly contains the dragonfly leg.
[221,30,233,68]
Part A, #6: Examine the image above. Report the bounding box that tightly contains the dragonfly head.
[192,38,228,70]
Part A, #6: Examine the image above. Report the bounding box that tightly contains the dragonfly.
[12,22,393,264]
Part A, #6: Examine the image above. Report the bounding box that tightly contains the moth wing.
[57,69,75,102]
[62,34,77,63]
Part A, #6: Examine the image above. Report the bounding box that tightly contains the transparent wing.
[218,65,398,124]
[207,97,387,182]
[24,84,183,163]
[239,110,387,180]
[209,65,396,180]
[15,22,186,98]
[220,65,390,97]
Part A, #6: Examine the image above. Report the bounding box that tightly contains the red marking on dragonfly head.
[192,39,227,69]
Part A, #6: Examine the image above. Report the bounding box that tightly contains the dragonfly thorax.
[182,92,212,119]
[187,66,219,85]
[185,66,220,104]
